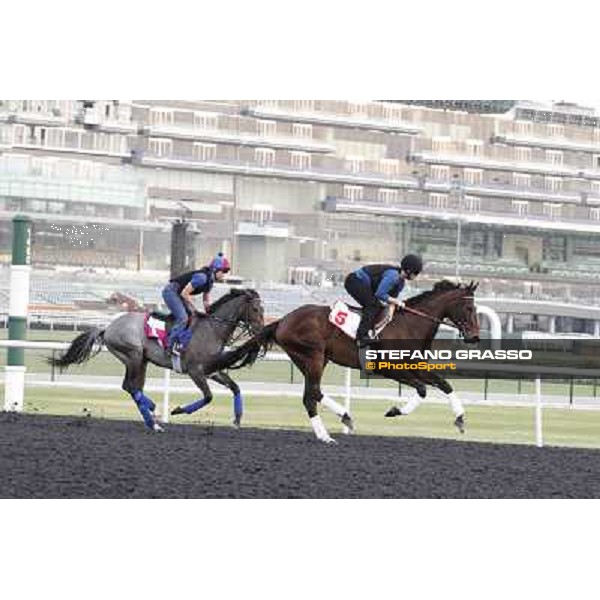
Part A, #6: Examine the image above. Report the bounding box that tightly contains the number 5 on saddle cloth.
[329,301,392,339]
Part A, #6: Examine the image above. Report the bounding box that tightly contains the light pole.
[409,169,427,255]
[452,174,464,279]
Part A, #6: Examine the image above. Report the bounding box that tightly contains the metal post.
[4,215,31,412]
[453,175,463,279]
[484,375,489,401]
[455,218,462,279]
[535,376,543,448]
[162,369,171,424]
[343,368,352,434]
[232,175,238,267]
[569,377,574,407]
[231,117,241,268]
[137,228,144,272]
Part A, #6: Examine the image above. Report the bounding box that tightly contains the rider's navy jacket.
[169,267,215,295]
[355,264,405,303]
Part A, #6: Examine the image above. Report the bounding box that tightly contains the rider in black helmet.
[344,254,423,346]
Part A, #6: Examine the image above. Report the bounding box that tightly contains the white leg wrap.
[310,415,334,442]
[448,392,465,418]
[321,395,346,417]
[401,395,421,415]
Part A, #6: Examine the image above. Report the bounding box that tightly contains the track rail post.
[4,215,31,412]
[535,376,543,448]
[162,369,171,424]
[342,368,352,434]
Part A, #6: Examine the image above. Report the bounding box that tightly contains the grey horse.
[49,288,265,431]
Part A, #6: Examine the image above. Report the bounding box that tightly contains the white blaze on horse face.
[321,395,346,417]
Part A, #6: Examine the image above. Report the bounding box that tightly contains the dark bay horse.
[209,280,480,443]
[49,289,264,431]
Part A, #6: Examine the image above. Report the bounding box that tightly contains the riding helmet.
[400,254,423,275]
[209,252,231,273]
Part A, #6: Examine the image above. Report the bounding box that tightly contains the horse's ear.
[473,281,479,292]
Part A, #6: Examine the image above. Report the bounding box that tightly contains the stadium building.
[3,99,600,335]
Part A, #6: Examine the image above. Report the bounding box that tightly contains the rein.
[403,305,457,330]
[403,295,475,332]
[204,302,258,344]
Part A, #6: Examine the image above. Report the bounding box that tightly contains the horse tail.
[47,328,105,371]
[210,320,280,372]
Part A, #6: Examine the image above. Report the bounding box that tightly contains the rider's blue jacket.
[169,267,215,295]
[355,264,405,303]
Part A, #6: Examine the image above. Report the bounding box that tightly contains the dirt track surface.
[2,413,600,498]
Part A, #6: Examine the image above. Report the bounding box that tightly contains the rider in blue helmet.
[344,254,423,346]
[162,252,231,354]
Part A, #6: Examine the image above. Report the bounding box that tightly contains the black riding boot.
[356,303,380,345]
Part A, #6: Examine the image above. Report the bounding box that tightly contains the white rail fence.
[4,339,599,448]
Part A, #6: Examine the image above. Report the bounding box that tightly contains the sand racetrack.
[2,413,600,498]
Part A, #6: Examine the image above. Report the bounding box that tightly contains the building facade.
[3,99,600,321]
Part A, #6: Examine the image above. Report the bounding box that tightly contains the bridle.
[206,293,263,344]
[402,294,476,337]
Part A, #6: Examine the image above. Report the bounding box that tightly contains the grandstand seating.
[3,267,600,322]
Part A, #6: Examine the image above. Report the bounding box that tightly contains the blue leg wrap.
[233,392,243,419]
[133,390,155,429]
[180,397,210,415]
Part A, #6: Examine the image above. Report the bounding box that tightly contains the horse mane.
[405,279,474,307]
[207,288,258,313]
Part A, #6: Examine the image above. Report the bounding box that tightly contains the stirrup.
[356,332,375,347]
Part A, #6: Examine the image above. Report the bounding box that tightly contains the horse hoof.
[171,406,183,416]
[385,406,402,418]
[454,415,465,434]
[233,417,242,429]
[153,423,164,432]
[321,436,337,445]
[341,413,354,432]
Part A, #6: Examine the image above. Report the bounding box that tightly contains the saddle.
[144,310,202,349]
[344,304,363,314]
[147,310,209,330]
[329,301,392,340]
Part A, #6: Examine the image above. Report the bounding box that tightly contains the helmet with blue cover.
[209,252,231,273]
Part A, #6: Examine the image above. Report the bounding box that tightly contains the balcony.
[75,109,138,134]
[492,134,600,155]
[13,136,130,159]
[462,182,582,204]
[142,123,334,154]
[410,150,600,180]
[242,106,422,135]
[407,174,583,204]
[4,110,67,127]
[135,151,421,188]
[323,195,600,234]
